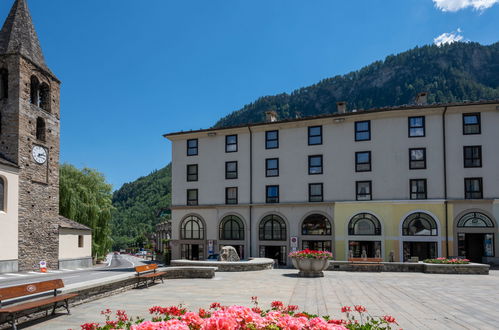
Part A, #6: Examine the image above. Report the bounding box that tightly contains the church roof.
[58,216,92,231]
[0,0,53,75]
[0,155,18,168]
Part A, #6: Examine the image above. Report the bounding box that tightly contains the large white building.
[165,100,499,265]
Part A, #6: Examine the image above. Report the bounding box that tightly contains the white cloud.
[433,29,465,46]
[433,0,499,11]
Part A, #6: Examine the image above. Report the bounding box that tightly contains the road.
[0,254,150,288]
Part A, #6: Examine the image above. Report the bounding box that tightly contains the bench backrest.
[349,258,383,262]
[135,264,158,273]
[0,279,64,301]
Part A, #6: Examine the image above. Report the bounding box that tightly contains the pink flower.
[181,312,203,328]
[201,316,239,330]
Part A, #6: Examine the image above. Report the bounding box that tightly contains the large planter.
[291,257,329,277]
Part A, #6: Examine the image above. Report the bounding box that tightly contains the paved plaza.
[22,269,499,330]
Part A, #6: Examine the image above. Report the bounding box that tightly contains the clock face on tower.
[32,145,47,164]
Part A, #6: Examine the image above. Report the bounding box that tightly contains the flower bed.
[81,299,397,330]
[288,249,333,259]
[424,257,470,264]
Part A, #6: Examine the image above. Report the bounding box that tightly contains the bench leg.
[161,275,164,284]
[9,313,17,330]
[52,302,58,315]
[65,299,71,315]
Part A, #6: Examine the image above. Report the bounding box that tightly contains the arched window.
[302,214,331,235]
[181,216,204,240]
[0,68,8,99]
[219,215,244,240]
[30,76,40,106]
[259,215,286,241]
[403,212,438,236]
[39,83,50,111]
[457,212,494,228]
[36,117,46,141]
[0,177,5,211]
[348,213,382,235]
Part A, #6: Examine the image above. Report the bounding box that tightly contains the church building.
[0,0,91,272]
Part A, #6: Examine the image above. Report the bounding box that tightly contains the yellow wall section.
[333,202,447,261]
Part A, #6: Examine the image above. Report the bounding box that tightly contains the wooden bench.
[0,279,78,330]
[135,264,166,288]
[348,258,383,264]
[348,258,383,272]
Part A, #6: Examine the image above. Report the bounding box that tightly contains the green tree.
[59,164,114,258]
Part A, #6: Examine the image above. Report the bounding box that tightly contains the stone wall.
[0,55,62,271]
[170,258,274,271]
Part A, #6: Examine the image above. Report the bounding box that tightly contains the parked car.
[207,254,219,260]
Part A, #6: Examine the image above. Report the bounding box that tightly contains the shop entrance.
[181,244,204,260]
[458,233,494,263]
[302,240,332,251]
[260,246,286,265]
[349,241,381,258]
[403,242,437,262]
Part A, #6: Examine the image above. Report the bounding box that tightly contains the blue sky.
[2,0,497,189]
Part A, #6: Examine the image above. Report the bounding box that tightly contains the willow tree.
[59,164,114,258]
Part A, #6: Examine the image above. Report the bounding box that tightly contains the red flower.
[271,301,284,310]
[341,306,352,313]
[328,319,346,325]
[105,321,117,327]
[294,313,310,319]
[80,323,99,330]
[286,305,299,312]
[198,308,210,318]
[210,302,222,309]
[100,309,112,315]
[354,305,367,313]
[383,315,397,323]
[251,307,262,314]
[116,310,128,322]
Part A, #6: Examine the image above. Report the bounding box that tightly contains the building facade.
[166,100,499,265]
[0,0,92,271]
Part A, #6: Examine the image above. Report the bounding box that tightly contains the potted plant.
[289,249,333,277]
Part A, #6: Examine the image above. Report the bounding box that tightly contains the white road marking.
[4,273,28,277]
[64,275,80,279]
[60,269,73,272]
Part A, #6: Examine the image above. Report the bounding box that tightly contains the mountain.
[110,42,499,248]
[111,165,171,249]
[215,42,499,127]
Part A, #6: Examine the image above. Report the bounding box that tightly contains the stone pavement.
[22,269,499,330]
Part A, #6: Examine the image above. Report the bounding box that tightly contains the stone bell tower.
[0,0,61,270]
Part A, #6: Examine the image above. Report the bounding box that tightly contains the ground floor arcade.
[169,200,499,265]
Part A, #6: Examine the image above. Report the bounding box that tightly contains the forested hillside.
[111,42,499,248]
[215,42,499,127]
[111,165,171,249]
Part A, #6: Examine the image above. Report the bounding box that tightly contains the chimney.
[337,101,347,114]
[265,111,278,123]
[415,92,428,105]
